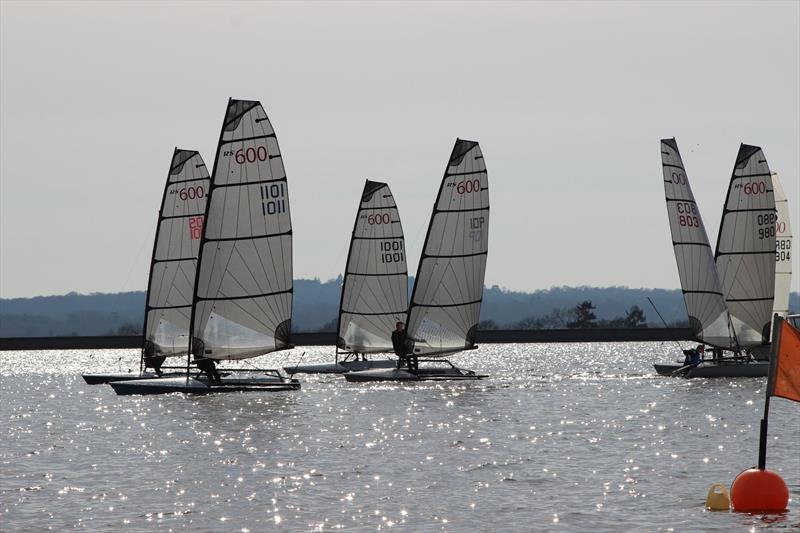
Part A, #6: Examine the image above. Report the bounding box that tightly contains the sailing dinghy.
[345,139,489,382]
[286,180,406,374]
[654,140,773,377]
[112,99,300,394]
[83,149,211,384]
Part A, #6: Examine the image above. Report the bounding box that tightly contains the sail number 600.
[367,213,391,225]
[234,146,269,164]
[456,179,481,194]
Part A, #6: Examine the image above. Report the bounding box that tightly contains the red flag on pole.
[768,318,800,403]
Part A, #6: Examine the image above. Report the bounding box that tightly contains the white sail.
[190,99,292,361]
[406,139,489,356]
[337,180,408,353]
[660,138,735,349]
[143,149,210,357]
[772,173,792,317]
[715,144,776,346]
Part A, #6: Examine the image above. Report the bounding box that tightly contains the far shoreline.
[0,328,693,351]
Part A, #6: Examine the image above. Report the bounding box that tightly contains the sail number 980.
[757,213,776,240]
[380,240,404,264]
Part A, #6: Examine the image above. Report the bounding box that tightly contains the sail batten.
[143,149,210,359]
[714,144,776,346]
[405,139,489,357]
[337,180,408,354]
[660,138,735,349]
[189,99,293,361]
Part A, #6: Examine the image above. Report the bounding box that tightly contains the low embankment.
[0,328,693,350]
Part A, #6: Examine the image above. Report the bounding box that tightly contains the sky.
[1,1,798,299]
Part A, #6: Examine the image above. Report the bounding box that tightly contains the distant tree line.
[479,301,655,330]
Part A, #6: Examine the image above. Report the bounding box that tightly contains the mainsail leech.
[337,180,408,353]
[406,139,489,356]
[714,144,776,346]
[660,138,735,349]
[189,99,293,361]
[142,149,210,360]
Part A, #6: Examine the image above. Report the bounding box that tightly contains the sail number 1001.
[380,241,404,264]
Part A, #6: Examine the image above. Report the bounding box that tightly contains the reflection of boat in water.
[653,360,769,378]
[83,149,211,385]
[654,140,775,378]
[288,180,406,375]
[112,99,299,395]
[344,359,484,382]
[346,139,490,382]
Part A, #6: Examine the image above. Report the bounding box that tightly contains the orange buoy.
[730,468,789,513]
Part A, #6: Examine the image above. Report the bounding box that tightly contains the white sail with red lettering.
[405,139,489,356]
[337,180,408,353]
[772,173,792,318]
[143,149,210,358]
[661,138,736,349]
[714,144,776,346]
[189,99,293,361]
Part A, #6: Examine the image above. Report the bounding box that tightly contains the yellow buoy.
[705,483,731,511]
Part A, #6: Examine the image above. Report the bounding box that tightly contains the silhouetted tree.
[623,305,647,328]
[317,317,338,332]
[566,301,597,329]
[478,319,499,330]
[116,323,141,335]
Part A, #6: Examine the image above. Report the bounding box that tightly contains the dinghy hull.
[344,365,486,382]
[654,361,768,378]
[110,375,300,395]
[286,359,397,375]
[82,371,187,385]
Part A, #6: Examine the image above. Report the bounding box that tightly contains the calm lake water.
[1,343,797,532]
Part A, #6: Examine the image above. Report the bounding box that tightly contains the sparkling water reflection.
[1,343,797,531]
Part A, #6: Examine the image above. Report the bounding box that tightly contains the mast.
[714,144,776,346]
[660,138,736,350]
[140,148,209,370]
[405,139,490,356]
[336,180,408,355]
[188,98,293,363]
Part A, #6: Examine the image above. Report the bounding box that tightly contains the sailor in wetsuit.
[391,321,425,372]
[682,344,704,366]
[143,341,166,377]
[192,338,222,384]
